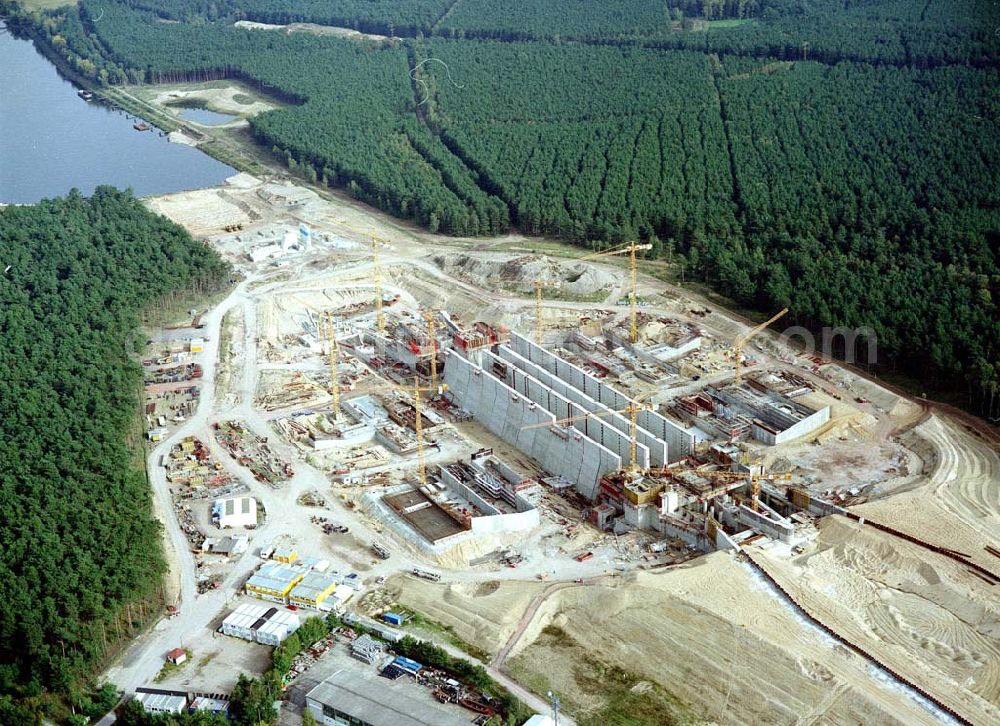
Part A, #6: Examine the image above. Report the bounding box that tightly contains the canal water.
[0,22,235,204]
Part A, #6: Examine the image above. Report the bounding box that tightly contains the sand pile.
[854,414,1000,575]
[388,576,545,655]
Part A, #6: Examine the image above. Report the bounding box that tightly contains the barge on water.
[77,89,93,101]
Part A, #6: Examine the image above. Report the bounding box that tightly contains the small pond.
[178,107,238,125]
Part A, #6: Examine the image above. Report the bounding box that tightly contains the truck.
[574,551,594,562]
[371,542,390,560]
[411,567,441,582]
[259,544,275,560]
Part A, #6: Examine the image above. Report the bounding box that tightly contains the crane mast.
[409,379,447,488]
[324,311,340,417]
[425,310,438,386]
[534,279,543,345]
[372,237,385,334]
[523,389,657,473]
[629,243,638,344]
[580,241,652,345]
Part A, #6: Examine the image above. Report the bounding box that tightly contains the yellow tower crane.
[534,279,543,345]
[523,396,791,510]
[372,237,386,334]
[408,377,448,487]
[579,241,652,344]
[521,389,658,473]
[424,309,439,386]
[298,301,342,415]
[732,307,788,385]
[345,377,448,488]
[323,311,340,418]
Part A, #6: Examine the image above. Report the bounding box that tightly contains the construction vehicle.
[579,241,653,344]
[411,567,441,581]
[371,542,390,560]
[732,308,788,385]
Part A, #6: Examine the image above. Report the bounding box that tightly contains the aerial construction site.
[114,172,999,726]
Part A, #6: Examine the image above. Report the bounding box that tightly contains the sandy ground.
[391,554,955,725]
[130,167,1000,725]
[234,20,390,42]
[772,435,918,495]
[752,517,1000,724]
[387,576,547,655]
[151,483,182,606]
[432,252,616,300]
[855,414,1000,576]
[156,632,272,692]
[143,82,279,122]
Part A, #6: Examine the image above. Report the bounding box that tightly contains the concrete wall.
[637,409,695,461]
[469,507,539,535]
[715,527,740,550]
[509,333,694,461]
[496,346,666,467]
[483,456,521,486]
[486,349,651,470]
[772,406,830,444]
[438,466,501,516]
[656,517,712,550]
[438,465,539,534]
[443,350,620,499]
[735,504,794,543]
[368,486,470,553]
[647,337,701,363]
[774,485,849,518]
[623,500,661,530]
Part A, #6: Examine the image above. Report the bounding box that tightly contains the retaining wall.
[484,349,651,470]
[744,550,973,726]
[496,345,666,467]
[509,332,694,460]
[443,350,620,499]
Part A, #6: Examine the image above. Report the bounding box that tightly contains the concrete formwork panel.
[497,345,667,467]
[510,333,694,462]
[484,350,647,469]
[444,351,621,497]
[637,409,695,460]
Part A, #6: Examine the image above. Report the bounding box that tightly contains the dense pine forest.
[9,0,1000,415]
[4,0,998,410]
[0,0,996,718]
[0,189,230,722]
[1,0,1000,376]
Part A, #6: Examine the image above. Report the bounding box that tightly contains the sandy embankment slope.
[752,515,999,725]
[394,554,954,724]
